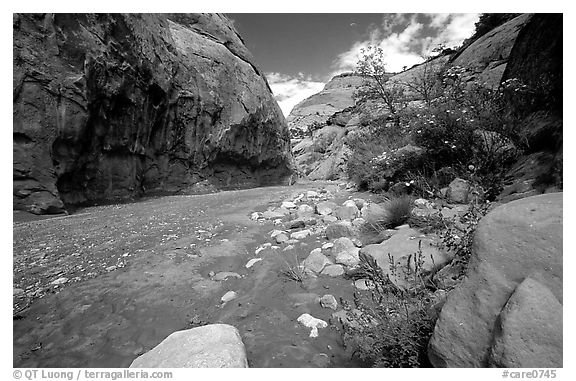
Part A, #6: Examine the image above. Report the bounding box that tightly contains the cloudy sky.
[228,13,479,116]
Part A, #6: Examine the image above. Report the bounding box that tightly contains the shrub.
[339,249,435,367]
[363,196,413,232]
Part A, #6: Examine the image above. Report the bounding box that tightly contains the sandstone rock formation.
[287,73,365,133]
[450,14,532,89]
[129,324,249,367]
[428,193,562,367]
[13,13,293,214]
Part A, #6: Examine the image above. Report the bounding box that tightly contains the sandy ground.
[13,182,366,368]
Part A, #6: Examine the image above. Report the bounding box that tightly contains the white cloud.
[422,13,479,55]
[333,13,479,74]
[333,16,426,73]
[266,72,325,117]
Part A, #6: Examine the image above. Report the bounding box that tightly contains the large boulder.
[13,13,293,214]
[428,193,562,367]
[130,324,248,368]
[488,277,562,368]
[360,228,452,288]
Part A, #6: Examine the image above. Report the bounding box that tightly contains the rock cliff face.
[450,14,532,89]
[287,73,366,133]
[13,13,293,214]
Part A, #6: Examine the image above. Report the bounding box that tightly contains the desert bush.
[362,196,414,233]
[339,248,435,367]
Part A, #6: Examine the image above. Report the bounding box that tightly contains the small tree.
[396,57,443,107]
[354,46,408,127]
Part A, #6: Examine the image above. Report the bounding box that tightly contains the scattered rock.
[352,198,366,209]
[250,212,260,220]
[288,219,306,229]
[321,242,334,250]
[360,228,451,288]
[360,202,387,220]
[297,313,328,338]
[262,210,287,220]
[325,221,356,240]
[281,201,297,209]
[106,265,117,272]
[270,230,285,238]
[335,202,359,221]
[213,272,242,281]
[306,190,319,198]
[354,279,375,291]
[290,229,312,240]
[351,217,365,228]
[320,264,345,277]
[245,258,262,269]
[320,294,338,310]
[221,291,237,304]
[296,204,315,218]
[332,237,360,267]
[322,215,338,224]
[316,201,338,216]
[446,178,470,204]
[129,324,248,368]
[275,233,289,244]
[302,250,333,273]
[50,277,68,286]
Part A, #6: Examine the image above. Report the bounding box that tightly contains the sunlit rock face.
[13,13,293,214]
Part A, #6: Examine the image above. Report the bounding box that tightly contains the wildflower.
[468,165,475,171]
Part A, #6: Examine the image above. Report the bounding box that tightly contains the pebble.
[297,313,328,338]
[290,230,312,240]
[221,291,237,303]
[50,277,68,286]
[212,272,242,281]
[320,294,338,310]
[245,258,262,268]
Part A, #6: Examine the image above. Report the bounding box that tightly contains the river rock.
[302,250,332,274]
[290,229,312,240]
[446,178,470,204]
[428,193,562,367]
[13,14,292,214]
[316,201,338,216]
[360,228,451,287]
[297,313,328,338]
[332,237,360,267]
[129,324,248,367]
[320,264,345,277]
[319,294,338,310]
[245,258,262,269]
[354,279,375,291]
[325,221,356,240]
[360,202,387,221]
[221,291,238,303]
[296,204,315,218]
[335,203,359,221]
[281,201,297,209]
[275,233,289,244]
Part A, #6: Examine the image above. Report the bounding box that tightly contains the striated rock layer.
[13,13,293,214]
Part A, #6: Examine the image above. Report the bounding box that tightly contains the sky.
[228,13,480,116]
